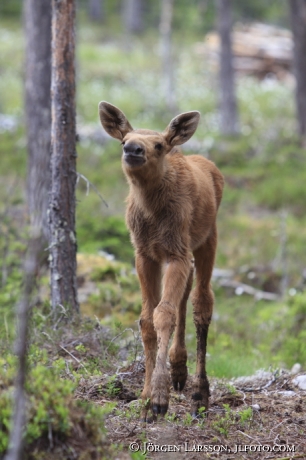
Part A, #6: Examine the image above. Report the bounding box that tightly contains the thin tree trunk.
[5,5,53,455]
[4,237,41,460]
[160,0,176,111]
[88,0,103,21]
[24,0,51,246]
[289,0,306,146]
[49,0,79,313]
[217,0,239,136]
[122,0,144,34]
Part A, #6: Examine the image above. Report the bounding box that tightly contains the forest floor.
[77,356,306,459]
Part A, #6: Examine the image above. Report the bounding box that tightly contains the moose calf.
[99,102,224,421]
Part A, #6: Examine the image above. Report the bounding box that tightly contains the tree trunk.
[88,0,103,22]
[4,5,53,457]
[24,0,51,245]
[289,0,306,146]
[159,0,176,111]
[4,236,41,460]
[122,0,144,34]
[49,0,79,313]
[217,0,239,136]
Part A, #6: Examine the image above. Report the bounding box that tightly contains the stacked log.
[195,22,293,80]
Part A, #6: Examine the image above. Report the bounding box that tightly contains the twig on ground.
[236,430,259,441]
[59,345,89,374]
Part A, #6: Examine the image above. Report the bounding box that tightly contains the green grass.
[186,290,306,378]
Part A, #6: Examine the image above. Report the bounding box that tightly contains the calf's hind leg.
[191,225,217,416]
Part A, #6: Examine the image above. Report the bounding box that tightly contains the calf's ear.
[98,101,133,141]
[164,111,200,146]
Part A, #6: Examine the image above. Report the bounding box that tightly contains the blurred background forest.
[1,0,306,458]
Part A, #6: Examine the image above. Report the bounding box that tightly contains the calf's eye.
[155,143,163,151]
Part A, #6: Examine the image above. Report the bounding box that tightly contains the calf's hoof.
[150,370,170,417]
[152,402,168,416]
[140,408,157,423]
[191,392,209,418]
[170,360,188,391]
[191,376,210,417]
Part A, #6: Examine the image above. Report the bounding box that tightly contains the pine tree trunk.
[49,0,79,313]
[24,0,51,245]
[3,236,41,460]
[289,0,306,145]
[122,0,144,34]
[160,0,176,111]
[88,0,103,21]
[217,0,239,136]
[4,5,53,458]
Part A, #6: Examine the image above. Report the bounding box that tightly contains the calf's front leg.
[151,257,192,415]
[136,253,161,422]
[169,265,193,392]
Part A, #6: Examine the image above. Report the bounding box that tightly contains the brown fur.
[99,102,224,420]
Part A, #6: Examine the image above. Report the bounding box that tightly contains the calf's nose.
[123,142,144,156]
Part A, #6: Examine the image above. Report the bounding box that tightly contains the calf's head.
[99,101,200,174]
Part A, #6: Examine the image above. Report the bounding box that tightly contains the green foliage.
[272,292,306,366]
[0,206,26,348]
[0,391,12,453]
[130,452,147,460]
[0,21,23,115]
[0,356,76,453]
[0,0,290,34]
[183,412,194,427]
[212,404,233,438]
[0,311,121,458]
[196,406,207,429]
[90,260,124,282]
[115,400,142,422]
[82,260,142,322]
[186,287,306,379]
[0,355,16,453]
[225,384,237,395]
[105,375,121,398]
[165,411,178,424]
[238,407,253,428]
[25,363,75,443]
[212,404,253,437]
[233,0,288,26]
[0,0,22,17]
[77,209,133,262]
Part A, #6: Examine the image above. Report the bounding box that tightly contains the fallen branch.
[59,345,89,374]
[237,375,277,393]
[219,279,279,301]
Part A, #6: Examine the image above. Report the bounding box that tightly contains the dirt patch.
[78,363,306,459]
